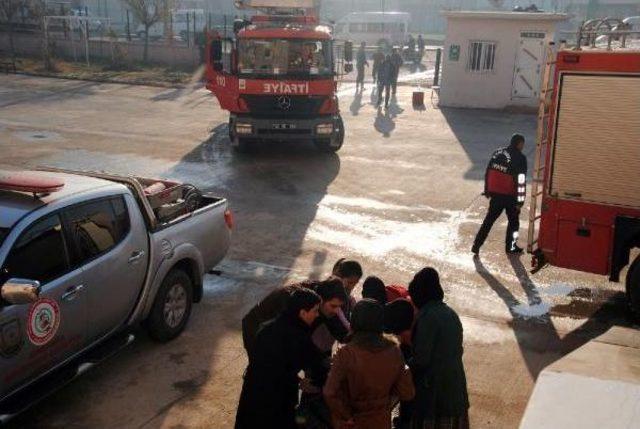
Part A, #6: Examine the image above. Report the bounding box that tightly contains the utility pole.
[126,9,131,41]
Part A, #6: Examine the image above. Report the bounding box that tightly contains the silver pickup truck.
[0,168,232,420]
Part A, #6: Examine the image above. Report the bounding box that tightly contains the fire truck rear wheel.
[626,255,640,321]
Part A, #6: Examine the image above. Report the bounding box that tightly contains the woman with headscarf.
[408,268,469,429]
[323,299,415,429]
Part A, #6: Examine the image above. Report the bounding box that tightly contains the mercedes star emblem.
[277,96,292,110]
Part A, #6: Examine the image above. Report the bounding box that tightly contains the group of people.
[354,35,425,109]
[355,42,404,109]
[235,130,531,428]
[405,34,426,65]
[235,259,469,429]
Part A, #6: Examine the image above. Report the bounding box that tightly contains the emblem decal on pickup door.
[27,299,60,346]
[0,318,23,357]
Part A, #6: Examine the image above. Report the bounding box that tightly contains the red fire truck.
[205,0,349,153]
[527,19,640,317]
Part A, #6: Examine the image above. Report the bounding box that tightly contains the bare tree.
[124,0,172,62]
[0,0,25,57]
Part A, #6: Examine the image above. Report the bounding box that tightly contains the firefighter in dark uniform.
[472,133,528,255]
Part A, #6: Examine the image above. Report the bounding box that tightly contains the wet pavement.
[0,74,634,429]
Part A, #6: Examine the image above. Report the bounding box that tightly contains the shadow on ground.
[474,255,630,379]
[440,108,537,181]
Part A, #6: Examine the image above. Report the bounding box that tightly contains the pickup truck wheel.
[146,269,193,342]
[626,255,640,322]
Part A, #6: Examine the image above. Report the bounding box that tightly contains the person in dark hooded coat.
[235,288,325,429]
[409,268,469,429]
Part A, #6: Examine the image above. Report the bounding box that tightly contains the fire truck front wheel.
[315,116,344,153]
[626,255,640,321]
[232,138,250,153]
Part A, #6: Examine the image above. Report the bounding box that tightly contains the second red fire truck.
[205,0,349,153]
[528,19,640,318]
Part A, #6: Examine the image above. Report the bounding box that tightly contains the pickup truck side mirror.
[211,39,223,71]
[1,279,41,305]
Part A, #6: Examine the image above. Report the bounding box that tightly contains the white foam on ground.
[383,189,406,196]
[512,302,552,318]
[541,283,576,297]
[340,155,434,172]
[307,195,475,272]
[320,194,438,212]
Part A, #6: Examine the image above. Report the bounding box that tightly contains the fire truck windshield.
[238,39,333,77]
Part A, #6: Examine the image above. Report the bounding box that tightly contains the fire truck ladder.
[527,42,556,258]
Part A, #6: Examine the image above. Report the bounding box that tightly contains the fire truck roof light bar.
[252,15,318,25]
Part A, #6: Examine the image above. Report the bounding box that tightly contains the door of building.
[512,32,546,100]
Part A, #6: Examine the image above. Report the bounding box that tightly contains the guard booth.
[439,11,568,109]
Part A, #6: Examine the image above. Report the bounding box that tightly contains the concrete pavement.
[0,74,632,429]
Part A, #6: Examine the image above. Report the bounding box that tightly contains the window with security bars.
[468,41,497,73]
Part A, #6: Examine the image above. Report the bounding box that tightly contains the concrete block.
[519,327,640,429]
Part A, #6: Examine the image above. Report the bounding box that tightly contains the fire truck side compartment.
[538,51,640,278]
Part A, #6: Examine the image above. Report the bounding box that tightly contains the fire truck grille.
[257,129,312,136]
[241,95,325,119]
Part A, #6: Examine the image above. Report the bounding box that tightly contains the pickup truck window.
[66,197,130,265]
[1,215,69,285]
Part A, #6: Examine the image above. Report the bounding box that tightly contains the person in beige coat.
[324,299,415,429]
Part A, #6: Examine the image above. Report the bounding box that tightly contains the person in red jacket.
[361,276,410,305]
[472,133,528,255]
[361,276,415,349]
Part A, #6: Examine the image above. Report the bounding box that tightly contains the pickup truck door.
[0,213,87,400]
[64,195,148,343]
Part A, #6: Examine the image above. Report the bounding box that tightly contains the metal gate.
[512,32,546,99]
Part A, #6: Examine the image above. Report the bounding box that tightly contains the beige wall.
[440,17,560,109]
[0,33,201,68]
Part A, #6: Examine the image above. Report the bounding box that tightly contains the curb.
[10,70,187,89]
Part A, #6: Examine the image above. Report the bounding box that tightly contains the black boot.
[506,245,524,255]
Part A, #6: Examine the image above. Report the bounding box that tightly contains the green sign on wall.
[449,44,460,61]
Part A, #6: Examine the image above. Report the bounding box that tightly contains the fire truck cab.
[528,19,640,318]
[205,0,347,153]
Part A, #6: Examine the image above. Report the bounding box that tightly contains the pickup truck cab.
[0,169,232,420]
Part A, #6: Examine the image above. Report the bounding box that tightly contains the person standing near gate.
[372,47,384,84]
[417,35,425,64]
[356,42,369,92]
[390,47,403,97]
[376,55,393,109]
[472,133,528,255]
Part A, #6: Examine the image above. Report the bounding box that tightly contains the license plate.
[272,124,296,130]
